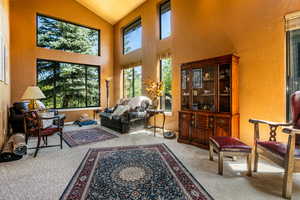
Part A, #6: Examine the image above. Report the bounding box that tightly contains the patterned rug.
[62,128,118,147]
[60,144,213,200]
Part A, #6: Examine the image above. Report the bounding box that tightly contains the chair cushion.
[41,126,61,136]
[257,141,300,158]
[210,136,252,152]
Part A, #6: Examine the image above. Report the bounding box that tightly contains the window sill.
[164,112,172,116]
[57,107,103,112]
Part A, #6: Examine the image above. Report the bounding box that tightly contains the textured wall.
[0,0,10,148]
[114,0,300,144]
[10,0,114,122]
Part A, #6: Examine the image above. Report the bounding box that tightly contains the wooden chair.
[249,91,300,199]
[24,111,65,157]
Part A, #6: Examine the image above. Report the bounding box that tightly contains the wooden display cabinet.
[178,54,239,149]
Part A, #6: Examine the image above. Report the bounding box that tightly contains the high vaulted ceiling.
[75,0,146,25]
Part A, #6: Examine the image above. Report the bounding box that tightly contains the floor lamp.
[105,77,112,109]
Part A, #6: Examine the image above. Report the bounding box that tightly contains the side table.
[146,109,166,136]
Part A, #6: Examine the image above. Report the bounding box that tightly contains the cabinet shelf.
[220,94,230,96]
[198,94,215,96]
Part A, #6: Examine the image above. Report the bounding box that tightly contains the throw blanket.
[127,96,152,110]
[0,134,26,162]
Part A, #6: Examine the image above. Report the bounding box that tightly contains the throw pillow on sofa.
[111,105,130,119]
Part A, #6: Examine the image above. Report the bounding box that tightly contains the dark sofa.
[99,98,151,133]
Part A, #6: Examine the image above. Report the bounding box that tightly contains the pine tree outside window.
[37,59,100,109]
[123,66,142,98]
[37,14,100,56]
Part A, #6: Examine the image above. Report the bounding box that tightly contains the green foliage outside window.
[37,60,100,109]
[123,66,142,98]
[161,58,172,112]
[37,15,99,55]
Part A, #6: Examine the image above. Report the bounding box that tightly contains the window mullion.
[132,67,135,97]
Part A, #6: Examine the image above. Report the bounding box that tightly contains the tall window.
[286,13,300,120]
[159,0,171,39]
[123,66,142,98]
[123,18,142,54]
[37,14,100,56]
[160,58,172,112]
[37,59,100,109]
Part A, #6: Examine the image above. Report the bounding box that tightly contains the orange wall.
[114,0,300,145]
[0,0,10,147]
[10,0,114,122]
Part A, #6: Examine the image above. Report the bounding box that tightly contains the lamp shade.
[21,86,46,100]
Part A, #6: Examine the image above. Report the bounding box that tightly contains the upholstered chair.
[24,111,64,157]
[249,91,300,199]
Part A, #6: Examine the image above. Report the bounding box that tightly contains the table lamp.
[21,86,46,110]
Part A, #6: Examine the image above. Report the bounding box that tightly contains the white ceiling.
[75,0,147,25]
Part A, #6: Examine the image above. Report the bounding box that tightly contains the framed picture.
[181,70,187,89]
[192,69,203,88]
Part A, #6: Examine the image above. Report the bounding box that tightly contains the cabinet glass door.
[181,69,190,109]
[192,66,217,111]
[219,64,231,112]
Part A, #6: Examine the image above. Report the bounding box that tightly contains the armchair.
[24,111,65,157]
[249,91,300,199]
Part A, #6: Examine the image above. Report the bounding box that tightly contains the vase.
[152,98,159,110]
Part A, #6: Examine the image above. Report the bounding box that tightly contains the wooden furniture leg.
[254,145,259,172]
[247,153,252,176]
[34,135,41,158]
[209,141,214,161]
[283,134,296,199]
[60,131,63,149]
[218,152,224,175]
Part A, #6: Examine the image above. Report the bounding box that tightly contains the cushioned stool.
[209,136,252,176]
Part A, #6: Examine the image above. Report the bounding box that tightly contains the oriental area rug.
[60,144,213,200]
[62,128,118,147]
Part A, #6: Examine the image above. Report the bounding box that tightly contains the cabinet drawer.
[214,117,231,137]
[194,114,214,129]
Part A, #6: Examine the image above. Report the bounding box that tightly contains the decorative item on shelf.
[105,77,112,109]
[192,104,198,110]
[192,69,203,88]
[223,87,230,94]
[203,90,211,94]
[144,79,164,110]
[203,72,211,81]
[193,90,198,96]
[21,86,46,110]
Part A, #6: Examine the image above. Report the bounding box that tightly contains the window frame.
[159,58,172,112]
[36,59,101,109]
[286,31,291,121]
[159,0,171,40]
[36,13,101,56]
[122,18,142,55]
[123,66,142,98]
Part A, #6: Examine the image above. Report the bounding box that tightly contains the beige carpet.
[0,125,299,200]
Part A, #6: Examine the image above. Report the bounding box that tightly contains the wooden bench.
[209,136,252,176]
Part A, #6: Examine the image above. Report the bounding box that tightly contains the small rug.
[60,144,213,200]
[62,128,118,147]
